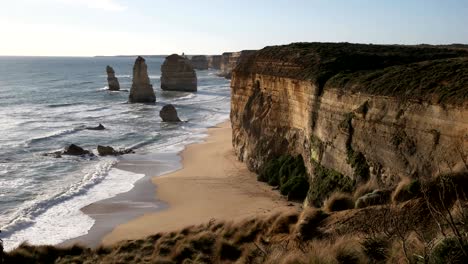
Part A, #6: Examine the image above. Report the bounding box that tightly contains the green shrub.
[308,163,355,207]
[259,155,310,201]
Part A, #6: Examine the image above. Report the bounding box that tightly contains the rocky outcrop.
[86,124,105,130]
[190,55,209,70]
[208,55,222,69]
[160,104,181,122]
[97,145,134,156]
[63,144,92,156]
[161,54,197,92]
[231,43,468,205]
[129,56,156,103]
[219,50,256,79]
[106,66,120,91]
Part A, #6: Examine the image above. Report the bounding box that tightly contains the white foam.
[3,166,144,251]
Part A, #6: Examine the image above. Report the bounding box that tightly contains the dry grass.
[392,177,421,203]
[306,236,366,264]
[324,192,355,212]
[4,173,468,264]
[294,208,328,240]
[353,178,379,200]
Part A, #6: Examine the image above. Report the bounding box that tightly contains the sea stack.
[161,54,197,92]
[190,55,209,70]
[106,66,120,91]
[129,56,156,103]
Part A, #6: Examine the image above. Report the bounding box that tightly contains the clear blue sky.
[1,0,467,56]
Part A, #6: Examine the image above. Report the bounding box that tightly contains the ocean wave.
[126,133,161,150]
[78,81,94,85]
[24,127,85,146]
[1,158,119,247]
[97,86,129,93]
[98,75,131,78]
[47,102,84,108]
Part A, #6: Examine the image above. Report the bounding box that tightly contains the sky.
[0,0,467,56]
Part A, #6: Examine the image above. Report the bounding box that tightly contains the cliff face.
[190,55,209,70]
[208,55,222,69]
[219,50,256,79]
[231,43,468,203]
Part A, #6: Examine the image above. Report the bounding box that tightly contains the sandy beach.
[101,121,299,246]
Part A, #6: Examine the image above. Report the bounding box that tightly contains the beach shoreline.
[101,121,300,246]
[61,120,228,248]
[61,120,299,248]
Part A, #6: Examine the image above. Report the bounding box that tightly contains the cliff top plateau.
[235,42,468,105]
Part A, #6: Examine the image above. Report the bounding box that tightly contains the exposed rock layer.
[106,66,120,91]
[129,56,156,103]
[161,54,197,92]
[231,43,468,205]
[219,50,256,79]
[190,55,209,70]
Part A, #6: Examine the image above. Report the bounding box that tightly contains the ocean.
[0,56,231,250]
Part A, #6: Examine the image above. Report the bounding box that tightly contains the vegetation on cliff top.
[234,42,468,104]
[4,173,468,264]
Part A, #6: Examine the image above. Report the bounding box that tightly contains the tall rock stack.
[208,55,222,69]
[161,54,197,92]
[190,55,209,70]
[106,66,120,91]
[129,56,156,103]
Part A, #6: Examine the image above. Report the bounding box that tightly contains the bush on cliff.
[259,155,310,201]
[308,163,355,207]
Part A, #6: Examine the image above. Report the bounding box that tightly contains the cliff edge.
[231,42,468,205]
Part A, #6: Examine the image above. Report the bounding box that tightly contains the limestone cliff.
[106,65,120,91]
[161,54,197,92]
[219,50,256,79]
[208,55,222,69]
[129,56,156,103]
[231,43,468,204]
[190,55,209,70]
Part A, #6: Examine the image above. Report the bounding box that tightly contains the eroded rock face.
[161,54,197,92]
[219,50,256,79]
[97,145,134,156]
[159,104,181,122]
[190,55,209,70]
[129,56,156,103]
[208,55,222,69]
[231,43,468,205]
[106,66,120,91]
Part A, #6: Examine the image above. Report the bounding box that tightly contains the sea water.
[0,56,231,250]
